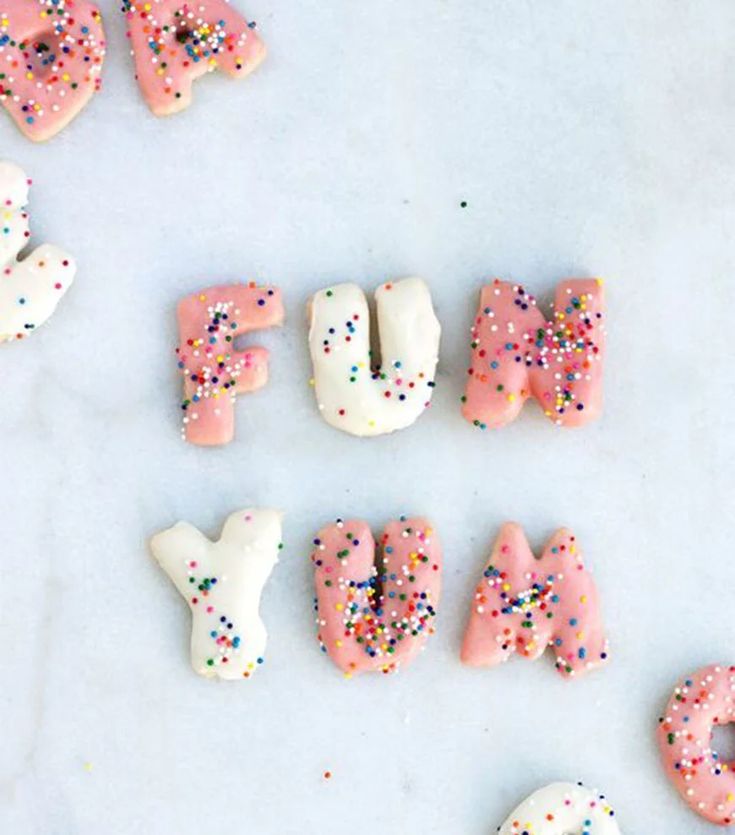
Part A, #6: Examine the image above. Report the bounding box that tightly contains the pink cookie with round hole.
[658,664,735,825]
[0,0,106,141]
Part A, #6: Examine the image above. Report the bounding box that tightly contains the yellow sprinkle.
[507,393,515,403]
[580,595,587,604]
[198,294,206,301]
[83,762,93,773]
[335,603,344,611]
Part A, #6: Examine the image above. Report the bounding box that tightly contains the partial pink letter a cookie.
[123,0,266,116]
[462,278,605,429]
[176,283,284,446]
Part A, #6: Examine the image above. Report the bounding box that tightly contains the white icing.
[498,783,621,834]
[150,508,282,680]
[308,277,441,436]
[0,161,76,343]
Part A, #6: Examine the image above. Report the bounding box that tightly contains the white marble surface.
[2,1,735,833]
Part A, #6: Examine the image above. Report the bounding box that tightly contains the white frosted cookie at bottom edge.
[150,508,282,680]
[0,161,76,343]
[308,277,441,436]
[498,783,621,833]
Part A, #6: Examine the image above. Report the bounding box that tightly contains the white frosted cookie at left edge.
[0,161,76,343]
[498,783,621,834]
[150,509,283,680]
[308,278,441,436]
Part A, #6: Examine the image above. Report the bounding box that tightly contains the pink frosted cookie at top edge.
[311,516,442,677]
[462,278,605,430]
[175,282,284,446]
[461,523,609,679]
[0,161,76,342]
[122,0,266,116]
[658,664,735,825]
[0,0,106,142]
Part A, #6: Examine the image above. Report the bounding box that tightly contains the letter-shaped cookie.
[462,278,605,429]
[0,161,76,342]
[0,0,106,141]
[122,0,266,116]
[498,782,621,834]
[461,523,608,678]
[150,508,282,679]
[308,278,441,436]
[311,517,442,676]
[658,664,735,825]
[176,283,284,445]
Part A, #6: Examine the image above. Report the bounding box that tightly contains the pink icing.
[462,278,605,429]
[0,0,106,142]
[461,523,609,678]
[658,664,735,825]
[123,0,266,116]
[311,517,442,677]
[175,283,284,446]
